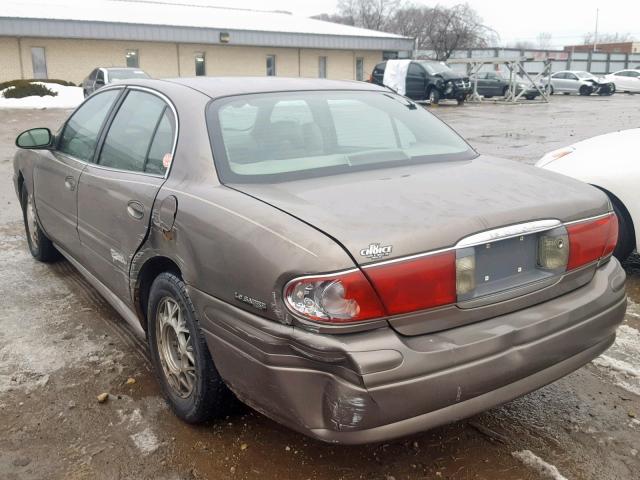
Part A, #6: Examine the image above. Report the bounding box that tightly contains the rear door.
[76,87,177,303]
[33,89,121,253]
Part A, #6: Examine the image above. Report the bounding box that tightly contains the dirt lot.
[1,94,639,480]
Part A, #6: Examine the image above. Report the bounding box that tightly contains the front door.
[76,88,176,304]
[33,89,121,252]
[405,63,426,100]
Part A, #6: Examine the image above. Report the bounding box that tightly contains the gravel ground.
[0,93,639,480]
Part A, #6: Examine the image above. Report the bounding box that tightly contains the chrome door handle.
[64,176,76,191]
[127,200,145,220]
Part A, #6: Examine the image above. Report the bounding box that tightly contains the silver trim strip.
[455,219,562,248]
[362,246,454,269]
[563,212,612,226]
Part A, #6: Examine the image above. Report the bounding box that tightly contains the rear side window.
[98,90,175,174]
[58,89,120,162]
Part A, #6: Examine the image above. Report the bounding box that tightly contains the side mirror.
[15,128,53,149]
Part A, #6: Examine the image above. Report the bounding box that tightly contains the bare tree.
[537,32,553,49]
[336,0,403,30]
[583,31,634,45]
[417,4,496,60]
[311,12,355,26]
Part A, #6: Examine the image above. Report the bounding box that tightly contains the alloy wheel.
[156,297,197,398]
[26,195,39,249]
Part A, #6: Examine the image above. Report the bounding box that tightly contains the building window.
[356,57,364,81]
[266,55,276,76]
[319,56,327,79]
[195,53,206,76]
[31,47,48,79]
[126,49,139,68]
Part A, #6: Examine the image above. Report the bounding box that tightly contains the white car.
[537,129,640,260]
[603,69,640,93]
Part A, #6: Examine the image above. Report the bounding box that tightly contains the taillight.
[567,213,618,270]
[364,251,456,315]
[284,269,385,323]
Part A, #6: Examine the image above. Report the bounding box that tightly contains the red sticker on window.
[162,153,172,169]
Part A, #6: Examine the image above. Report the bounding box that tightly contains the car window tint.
[629,71,640,77]
[97,70,104,82]
[615,71,627,76]
[98,90,167,172]
[58,89,120,162]
[146,109,176,175]
[567,73,578,80]
[408,63,423,76]
[329,99,397,149]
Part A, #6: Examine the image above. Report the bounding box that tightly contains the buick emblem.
[360,243,393,260]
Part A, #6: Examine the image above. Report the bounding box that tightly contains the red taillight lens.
[364,251,457,315]
[567,213,618,270]
[284,270,386,323]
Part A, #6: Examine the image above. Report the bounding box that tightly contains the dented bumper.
[191,258,626,444]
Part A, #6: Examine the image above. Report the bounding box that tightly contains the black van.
[370,60,471,105]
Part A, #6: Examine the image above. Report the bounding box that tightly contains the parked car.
[537,128,640,260]
[371,60,471,104]
[603,69,640,93]
[82,67,150,97]
[471,71,540,100]
[13,77,626,444]
[541,70,615,95]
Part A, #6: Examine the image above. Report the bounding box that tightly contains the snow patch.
[0,82,83,109]
[592,324,640,396]
[512,450,568,480]
[130,427,160,455]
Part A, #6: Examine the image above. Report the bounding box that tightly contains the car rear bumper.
[191,258,626,444]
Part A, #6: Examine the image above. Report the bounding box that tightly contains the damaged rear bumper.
[191,259,626,444]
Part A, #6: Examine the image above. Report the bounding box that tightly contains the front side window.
[356,57,364,81]
[195,53,206,76]
[98,90,174,174]
[266,55,276,76]
[58,89,120,162]
[208,91,475,183]
[319,56,327,79]
[126,49,139,68]
[96,69,105,83]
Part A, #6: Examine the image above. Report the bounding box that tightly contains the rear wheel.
[148,272,234,423]
[20,186,58,262]
[456,96,465,105]
[525,95,536,100]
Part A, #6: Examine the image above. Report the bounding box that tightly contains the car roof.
[119,76,387,99]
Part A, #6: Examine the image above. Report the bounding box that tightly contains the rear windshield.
[207,90,475,183]
[108,69,149,81]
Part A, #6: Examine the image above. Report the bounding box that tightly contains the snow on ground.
[0,82,83,109]
[512,450,569,480]
[592,301,640,396]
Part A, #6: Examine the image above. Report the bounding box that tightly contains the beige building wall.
[0,36,383,84]
[0,37,23,82]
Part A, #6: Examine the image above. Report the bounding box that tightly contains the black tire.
[456,96,465,105]
[579,85,591,96]
[525,95,536,100]
[427,87,440,105]
[20,186,59,262]
[610,198,636,262]
[147,272,234,423]
[502,86,509,97]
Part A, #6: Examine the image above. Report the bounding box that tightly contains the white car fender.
[536,129,640,250]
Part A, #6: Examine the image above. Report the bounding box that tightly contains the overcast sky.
[161,0,639,48]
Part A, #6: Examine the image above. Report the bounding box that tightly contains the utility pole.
[593,8,599,52]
